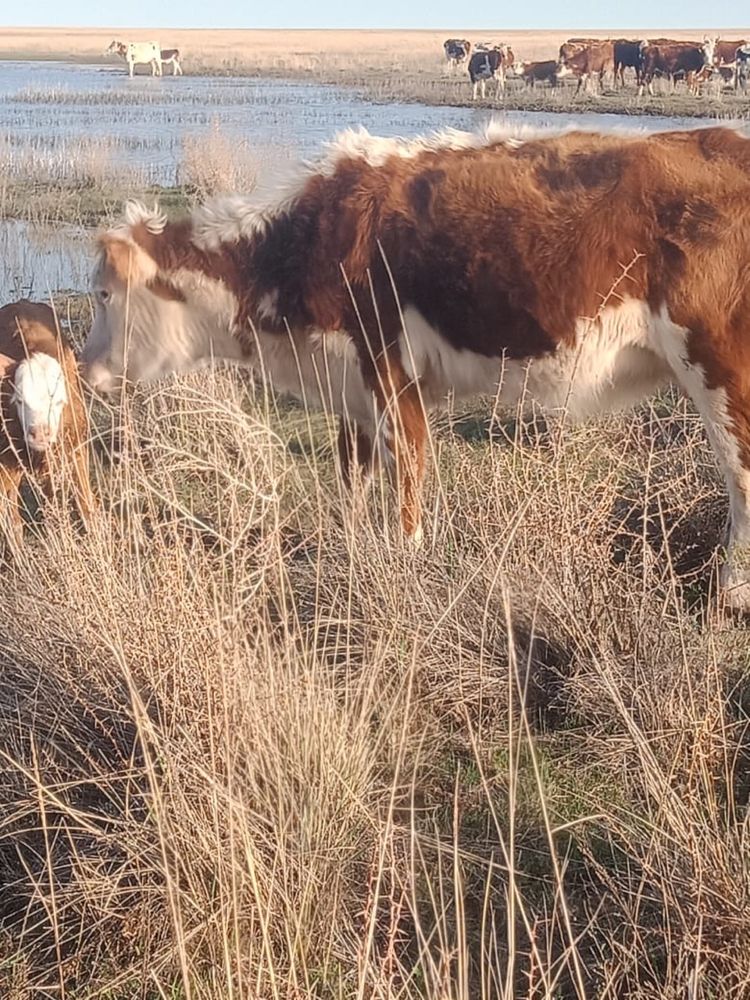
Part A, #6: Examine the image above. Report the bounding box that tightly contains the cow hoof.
[720,561,750,613]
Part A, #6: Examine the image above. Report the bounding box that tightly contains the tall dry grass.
[0,300,748,997]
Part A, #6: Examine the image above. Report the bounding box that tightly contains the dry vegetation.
[1,31,750,995]
[0,291,747,997]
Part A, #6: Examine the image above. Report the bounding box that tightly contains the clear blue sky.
[5,0,746,30]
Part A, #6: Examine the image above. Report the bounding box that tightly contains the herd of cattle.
[443,36,750,97]
[104,40,183,77]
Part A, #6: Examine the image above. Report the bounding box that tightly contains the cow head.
[11,353,67,453]
[702,36,717,66]
[83,202,244,394]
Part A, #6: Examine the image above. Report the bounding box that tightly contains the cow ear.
[99,235,158,287]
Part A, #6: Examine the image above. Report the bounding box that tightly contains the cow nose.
[85,362,116,395]
[27,426,52,451]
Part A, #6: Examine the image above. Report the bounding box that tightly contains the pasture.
[1,33,750,1000]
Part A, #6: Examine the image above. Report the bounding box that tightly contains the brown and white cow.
[160,47,183,75]
[82,123,750,610]
[639,39,715,95]
[557,40,615,94]
[518,59,559,88]
[712,38,745,84]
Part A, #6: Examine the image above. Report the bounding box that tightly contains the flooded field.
[0,59,728,301]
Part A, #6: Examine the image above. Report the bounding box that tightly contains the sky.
[5,0,746,30]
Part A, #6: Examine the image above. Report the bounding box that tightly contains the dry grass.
[0,294,747,997]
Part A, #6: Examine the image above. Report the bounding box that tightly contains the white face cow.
[83,206,243,393]
[13,353,68,453]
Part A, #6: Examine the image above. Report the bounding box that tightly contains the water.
[0,60,716,301]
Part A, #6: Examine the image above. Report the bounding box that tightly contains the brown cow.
[519,59,559,88]
[557,40,615,94]
[639,39,715,95]
[711,38,746,85]
[0,301,96,544]
[82,123,750,611]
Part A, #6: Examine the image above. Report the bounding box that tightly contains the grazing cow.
[639,39,715,95]
[0,301,95,545]
[160,47,183,76]
[736,45,750,91]
[712,38,746,84]
[82,123,750,611]
[468,46,512,99]
[557,40,615,94]
[105,40,162,78]
[518,59,559,88]
[613,39,648,87]
[444,39,471,69]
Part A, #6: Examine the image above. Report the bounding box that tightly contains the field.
[1,28,750,1000]
[4,27,750,118]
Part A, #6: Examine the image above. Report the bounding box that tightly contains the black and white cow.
[444,39,471,70]
[468,46,513,99]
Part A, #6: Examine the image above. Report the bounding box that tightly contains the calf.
[160,47,183,76]
[519,59,559,88]
[444,39,471,69]
[0,301,95,545]
[613,39,648,87]
[557,40,615,94]
[82,123,750,611]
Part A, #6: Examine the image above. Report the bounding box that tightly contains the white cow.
[105,40,162,78]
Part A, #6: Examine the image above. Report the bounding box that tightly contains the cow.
[712,37,746,85]
[518,59,559,88]
[105,40,162,77]
[81,123,750,612]
[737,45,750,91]
[160,48,183,76]
[639,39,715,96]
[613,39,648,87]
[468,46,513,99]
[0,301,95,546]
[557,40,615,95]
[444,39,471,70]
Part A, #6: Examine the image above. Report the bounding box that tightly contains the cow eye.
[97,289,111,304]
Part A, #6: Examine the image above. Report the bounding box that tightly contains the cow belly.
[399,302,671,418]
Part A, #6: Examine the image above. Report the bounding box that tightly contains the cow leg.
[373,353,427,542]
[0,467,24,554]
[660,340,750,610]
[337,417,373,491]
[472,80,478,100]
[69,443,97,525]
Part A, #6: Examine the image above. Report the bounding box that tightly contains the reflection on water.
[0,219,90,302]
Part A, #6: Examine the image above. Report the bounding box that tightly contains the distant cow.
[105,39,161,77]
[557,40,615,94]
[444,39,471,69]
[519,59,559,88]
[613,39,648,87]
[639,38,715,95]
[160,48,183,76]
[82,124,750,612]
[468,46,513,99]
[712,37,746,79]
[736,45,750,90]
